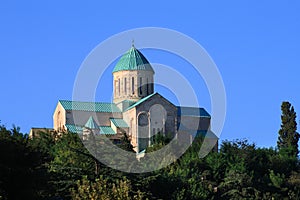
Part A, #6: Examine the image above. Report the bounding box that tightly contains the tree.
[0,124,52,199]
[70,176,145,200]
[117,132,135,152]
[277,101,300,157]
[48,132,96,198]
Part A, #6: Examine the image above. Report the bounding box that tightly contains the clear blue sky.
[0,1,299,148]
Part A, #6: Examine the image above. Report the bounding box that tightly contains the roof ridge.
[59,100,116,105]
[177,106,206,109]
[177,106,210,117]
[59,100,122,113]
[110,118,129,128]
[125,92,157,111]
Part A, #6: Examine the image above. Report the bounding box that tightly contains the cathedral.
[50,44,218,152]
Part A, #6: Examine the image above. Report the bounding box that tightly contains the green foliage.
[1,110,300,200]
[146,132,172,153]
[48,132,96,198]
[117,132,135,152]
[277,101,300,158]
[0,124,52,199]
[287,170,300,199]
[269,170,285,188]
[220,170,257,199]
[152,132,172,144]
[70,176,145,200]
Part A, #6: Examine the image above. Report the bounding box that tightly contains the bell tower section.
[112,45,154,104]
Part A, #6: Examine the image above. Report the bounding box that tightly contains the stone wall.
[122,107,137,149]
[67,110,122,127]
[113,70,154,103]
[135,94,177,137]
[131,94,177,151]
[53,102,66,131]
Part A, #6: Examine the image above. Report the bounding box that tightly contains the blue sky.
[0,1,299,148]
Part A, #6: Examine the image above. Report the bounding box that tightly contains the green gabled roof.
[113,46,154,73]
[65,124,83,133]
[125,93,157,111]
[66,124,116,135]
[177,126,218,139]
[110,118,129,128]
[85,116,99,129]
[59,100,121,113]
[99,126,116,134]
[177,106,210,118]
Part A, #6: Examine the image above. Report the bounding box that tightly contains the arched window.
[124,78,127,95]
[147,78,149,95]
[138,113,148,126]
[139,77,142,95]
[151,78,154,93]
[118,78,120,96]
[132,77,134,94]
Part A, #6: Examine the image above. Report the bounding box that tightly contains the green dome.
[113,46,154,73]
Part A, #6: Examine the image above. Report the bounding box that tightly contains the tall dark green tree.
[0,124,53,199]
[277,101,300,157]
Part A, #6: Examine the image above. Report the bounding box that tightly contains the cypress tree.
[277,101,300,157]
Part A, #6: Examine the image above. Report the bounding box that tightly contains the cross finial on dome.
[132,39,135,47]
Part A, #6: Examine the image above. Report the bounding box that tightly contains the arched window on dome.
[118,78,120,96]
[147,78,149,95]
[151,78,154,93]
[139,77,142,95]
[132,77,134,94]
[124,78,127,95]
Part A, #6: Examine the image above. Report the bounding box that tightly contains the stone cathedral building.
[49,45,218,152]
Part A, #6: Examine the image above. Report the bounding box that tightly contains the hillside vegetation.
[0,101,299,200]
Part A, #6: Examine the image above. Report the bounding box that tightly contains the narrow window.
[151,78,154,93]
[139,77,142,95]
[118,78,120,96]
[147,78,149,95]
[124,78,127,95]
[131,77,134,94]
[114,80,117,97]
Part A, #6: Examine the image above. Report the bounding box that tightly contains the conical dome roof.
[84,116,99,129]
[113,45,154,73]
